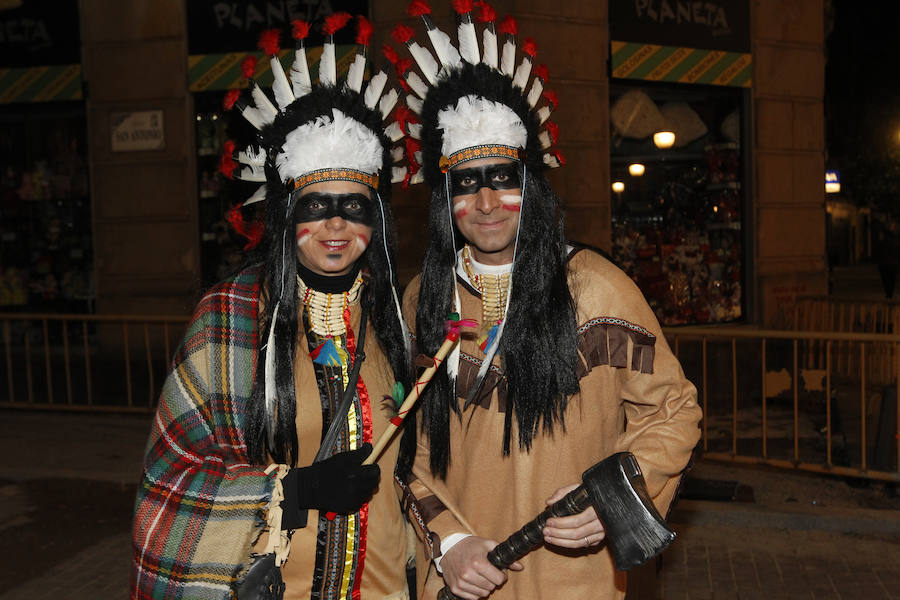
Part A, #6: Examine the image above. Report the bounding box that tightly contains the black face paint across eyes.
[449,163,522,197]
[294,192,375,226]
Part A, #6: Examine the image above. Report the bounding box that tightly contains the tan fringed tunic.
[255,298,410,600]
[400,248,702,600]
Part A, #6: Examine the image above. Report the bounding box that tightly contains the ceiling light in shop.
[628,163,645,176]
[612,181,625,193]
[653,130,676,149]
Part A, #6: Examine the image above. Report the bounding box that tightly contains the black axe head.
[581,452,676,571]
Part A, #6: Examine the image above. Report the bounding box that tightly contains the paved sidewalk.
[0,409,898,599]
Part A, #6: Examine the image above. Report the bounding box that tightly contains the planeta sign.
[610,0,750,53]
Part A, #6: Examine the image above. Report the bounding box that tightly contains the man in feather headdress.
[389,3,703,599]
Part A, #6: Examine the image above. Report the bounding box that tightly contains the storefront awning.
[0,64,82,104]
[188,46,356,92]
[611,41,751,88]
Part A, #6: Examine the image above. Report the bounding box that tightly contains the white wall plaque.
[110,110,165,152]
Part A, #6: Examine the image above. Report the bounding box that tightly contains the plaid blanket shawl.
[131,268,275,600]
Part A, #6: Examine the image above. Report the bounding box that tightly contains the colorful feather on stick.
[363,314,476,464]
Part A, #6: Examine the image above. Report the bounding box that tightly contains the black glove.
[280,443,380,529]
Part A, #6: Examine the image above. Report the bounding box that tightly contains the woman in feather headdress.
[131,15,415,600]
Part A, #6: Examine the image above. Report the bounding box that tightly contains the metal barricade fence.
[0,312,190,413]
[1,311,897,483]
[793,296,900,385]
[664,326,900,483]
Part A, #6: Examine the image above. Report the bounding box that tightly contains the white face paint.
[296,228,312,247]
[453,197,468,215]
[499,193,522,212]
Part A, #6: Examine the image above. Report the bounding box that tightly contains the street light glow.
[612,181,625,193]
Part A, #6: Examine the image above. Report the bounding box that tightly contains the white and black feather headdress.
[217,14,411,451]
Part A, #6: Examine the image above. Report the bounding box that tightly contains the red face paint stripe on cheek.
[357,234,370,246]
[501,205,521,212]
[296,228,311,244]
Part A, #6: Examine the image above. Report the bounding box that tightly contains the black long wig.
[412,172,580,478]
[241,86,412,466]
[406,64,581,478]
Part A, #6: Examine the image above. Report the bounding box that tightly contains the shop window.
[0,104,93,312]
[610,82,746,325]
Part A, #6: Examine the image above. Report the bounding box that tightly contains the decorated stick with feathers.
[364,313,476,465]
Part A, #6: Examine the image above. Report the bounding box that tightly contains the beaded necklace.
[297,272,364,336]
[460,244,511,334]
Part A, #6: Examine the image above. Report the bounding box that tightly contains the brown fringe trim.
[576,317,656,378]
[456,352,508,411]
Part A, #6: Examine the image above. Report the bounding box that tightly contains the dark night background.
[826,0,900,223]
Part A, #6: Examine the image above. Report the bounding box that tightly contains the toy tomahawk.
[363,314,477,465]
[437,452,676,600]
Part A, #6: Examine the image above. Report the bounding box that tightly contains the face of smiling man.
[449,157,522,265]
[294,179,375,276]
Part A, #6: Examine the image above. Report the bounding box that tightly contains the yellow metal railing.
[0,312,189,413]
[664,326,900,483]
[793,296,900,384]
[1,311,897,483]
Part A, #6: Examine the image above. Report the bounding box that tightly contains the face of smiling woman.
[294,179,375,276]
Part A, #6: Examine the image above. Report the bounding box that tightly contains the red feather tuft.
[396,58,414,76]
[522,37,537,57]
[394,104,416,130]
[407,0,432,17]
[391,24,415,45]
[452,0,474,14]
[291,19,310,40]
[223,140,236,155]
[258,29,281,56]
[532,63,549,82]
[226,204,264,250]
[382,43,400,65]
[322,12,352,35]
[553,149,566,166]
[546,121,559,144]
[475,1,497,22]
[497,15,517,36]
[542,88,559,109]
[246,224,264,249]
[223,89,241,110]
[356,16,374,45]
[240,55,257,80]
[405,136,422,155]
[219,152,238,179]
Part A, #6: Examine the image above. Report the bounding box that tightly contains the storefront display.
[0,105,93,311]
[195,94,272,285]
[610,83,745,325]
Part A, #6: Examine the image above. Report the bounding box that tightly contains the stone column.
[752,0,827,326]
[81,0,199,315]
